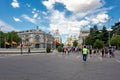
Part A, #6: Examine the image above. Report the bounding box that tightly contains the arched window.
[35,35,40,43]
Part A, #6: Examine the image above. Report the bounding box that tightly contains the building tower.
[53,29,62,43]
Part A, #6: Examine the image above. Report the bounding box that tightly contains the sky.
[0,0,120,42]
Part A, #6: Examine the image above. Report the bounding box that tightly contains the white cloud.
[33,13,38,19]
[11,0,20,8]
[43,0,104,13]
[13,17,22,22]
[32,11,35,14]
[26,3,31,7]
[22,14,37,24]
[42,11,48,15]
[62,0,104,13]
[33,8,36,11]
[41,0,111,42]
[42,0,55,10]
[0,20,19,32]
[49,10,90,35]
[87,13,110,25]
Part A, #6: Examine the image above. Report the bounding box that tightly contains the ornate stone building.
[78,30,90,45]
[18,29,54,48]
[64,35,77,46]
[53,29,62,43]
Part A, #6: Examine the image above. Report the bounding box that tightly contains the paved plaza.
[0,51,120,80]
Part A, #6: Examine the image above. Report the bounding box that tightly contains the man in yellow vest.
[82,46,88,61]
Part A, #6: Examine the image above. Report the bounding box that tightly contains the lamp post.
[51,42,53,49]
[20,40,23,55]
[45,36,48,49]
[107,17,113,47]
[81,27,85,46]
[108,28,113,47]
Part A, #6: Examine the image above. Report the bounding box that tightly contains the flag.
[5,41,10,45]
[12,41,17,45]
[46,38,48,42]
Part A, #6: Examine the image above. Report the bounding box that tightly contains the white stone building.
[53,29,62,43]
[78,30,90,45]
[18,29,54,48]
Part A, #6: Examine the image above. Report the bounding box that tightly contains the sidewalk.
[0,52,46,57]
[0,48,46,54]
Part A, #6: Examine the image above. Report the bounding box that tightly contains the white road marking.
[114,59,120,63]
[0,57,5,58]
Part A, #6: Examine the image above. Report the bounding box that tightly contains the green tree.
[101,26,109,44]
[0,31,21,48]
[111,21,120,35]
[85,35,92,45]
[110,35,120,49]
[46,46,51,53]
[73,40,78,47]
[93,39,104,49]
[0,31,6,48]
[85,25,100,46]
[59,43,64,47]
[11,31,21,43]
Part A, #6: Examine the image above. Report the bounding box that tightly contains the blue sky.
[0,0,120,42]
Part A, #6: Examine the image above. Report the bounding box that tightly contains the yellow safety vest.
[82,48,88,54]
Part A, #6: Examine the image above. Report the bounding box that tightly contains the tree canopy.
[84,21,120,49]
[0,31,21,48]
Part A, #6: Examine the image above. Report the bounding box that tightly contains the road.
[0,52,120,80]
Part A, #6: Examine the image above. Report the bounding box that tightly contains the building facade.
[18,29,54,48]
[64,35,77,47]
[53,29,62,43]
[78,30,90,45]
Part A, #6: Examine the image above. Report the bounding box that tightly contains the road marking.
[0,57,5,58]
[114,59,120,63]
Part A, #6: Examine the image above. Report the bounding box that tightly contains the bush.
[57,46,63,52]
[46,46,51,53]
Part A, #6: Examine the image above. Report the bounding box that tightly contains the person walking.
[82,46,88,62]
[89,48,92,57]
[105,47,108,57]
[28,46,31,54]
[101,48,104,57]
[109,47,115,58]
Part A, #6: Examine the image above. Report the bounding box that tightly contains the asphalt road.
[0,53,120,80]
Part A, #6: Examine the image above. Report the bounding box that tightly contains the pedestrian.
[63,47,66,55]
[28,46,31,54]
[82,46,88,62]
[89,48,92,57]
[109,47,115,58]
[105,47,108,57]
[101,48,104,57]
[93,49,96,56]
[111,47,115,57]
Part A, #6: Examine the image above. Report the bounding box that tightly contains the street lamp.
[108,28,113,47]
[51,41,53,49]
[20,40,23,55]
[107,17,113,47]
[45,37,48,48]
